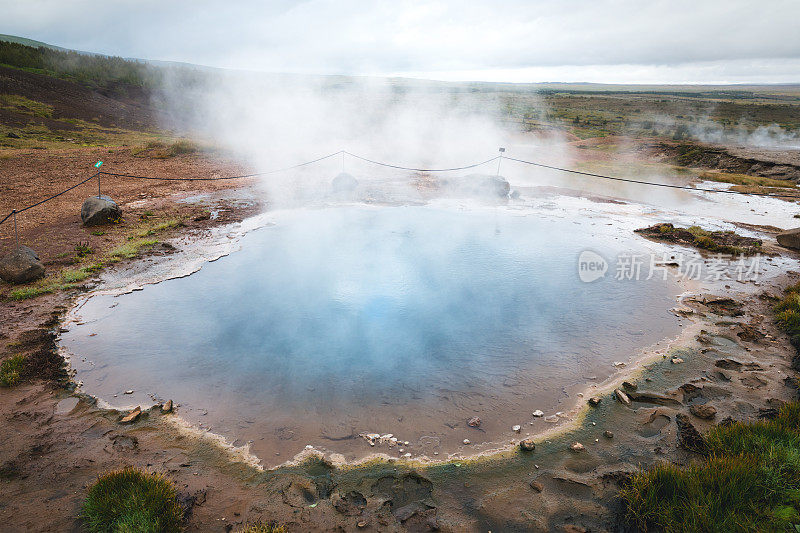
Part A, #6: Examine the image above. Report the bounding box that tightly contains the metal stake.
[496,147,506,176]
[13,209,18,247]
[97,172,101,198]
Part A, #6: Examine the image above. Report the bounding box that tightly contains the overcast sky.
[3,0,799,84]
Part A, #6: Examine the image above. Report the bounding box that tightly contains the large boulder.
[443,174,510,199]
[0,245,45,283]
[332,172,358,193]
[777,228,800,250]
[81,195,121,226]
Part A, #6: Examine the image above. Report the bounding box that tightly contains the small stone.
[671,357,684,364]
[529,480,543,492]
[81,195,122,226]
[161,400,173,413]
[463,439,471,445]
[613,361,626,367]
[357,521,368,528]
[614,388,631,406]
[689,404,717,420]
[120,407,141,424]
[532,410,544,417]
[519,438,536,452]
[570,442,585,452]
[622,381,638,391]
[402,453,411,458]
[512,425,521,433]
[603,430,614,439]
[124,390,134,395]
[544,415,558,423]
[467,416,481,428]
[588,397,602,407]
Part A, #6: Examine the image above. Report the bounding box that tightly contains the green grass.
[776,282,800,341]
[621,401,800,532]
[81,468,183,533]
[0,354,26,387]
[0,94,53,118]
[700,171,798,190]
[109,238,159,259]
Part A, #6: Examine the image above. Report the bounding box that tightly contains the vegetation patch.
[775,281,800,352]
[82,468,183,533]
[131,139,200,158]
[0,93,53,118]
[0,354,26,387]
[700,170,798,190]
[635,222,762,255]
[236,524,287,533]
[620,402,800,532]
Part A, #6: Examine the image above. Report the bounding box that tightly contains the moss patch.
[635,222,762,255]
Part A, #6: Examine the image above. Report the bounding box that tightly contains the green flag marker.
[94,161,103,168]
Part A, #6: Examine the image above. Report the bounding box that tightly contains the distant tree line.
[0,40,164,93]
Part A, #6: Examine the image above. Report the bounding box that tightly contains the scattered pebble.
[570,442,585,452]
[690,404,717,419]
[467,416,481,428]
[532,410,544,417]
[519,438,536,452]
[603,430,614,439]
[463,439,471,445]
[613,361,626,368]
[529,480,544,492]
[588,397,602,407]
[544,415,558,423]
[614,388,632,406]
[671,357,684,364]
[512,425,521,433]
[124,390,134,395]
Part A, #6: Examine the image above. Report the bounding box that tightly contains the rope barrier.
[1,149,797,231]
[504,156,800,200]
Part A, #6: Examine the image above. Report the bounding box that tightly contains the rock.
[676,413,706,453]
[357,521,368,529]
[529,480,544,492]
[622,381,638,391]
[544,415,559,423]
[628,390,682,406]
[462,439,470,445]
[7,132,20,139]
[690,404,717,419]
[532,409,544,417]
[614,388,631,406]
[124,390,134,395]
[512,425,521,433]
[519,438,536,452]
[679,383,704,401]
[570,442,585,452]
[671,357,684,364]
[467,416,481,428]
[161,399,173,413]
[331,172,358,193]
[0,245,45,283]
[588,397,602,407]
[81,195,122,226]
[120,406,141,424]
[603,430,614,439]
[777,228,800,250]
[445,174,510,198]
[332,491,366,516]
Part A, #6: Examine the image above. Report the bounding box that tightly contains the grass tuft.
[620,401,800,532]
[236,524,286,533]
[81,468,183,533]
[0,355,26,387]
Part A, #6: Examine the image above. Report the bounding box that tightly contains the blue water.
[63,205,679,461]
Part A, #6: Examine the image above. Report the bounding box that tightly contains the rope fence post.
[13,209,18,248]
[496,147,505,176]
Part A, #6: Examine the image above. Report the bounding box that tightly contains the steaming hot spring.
[60,173,683,467]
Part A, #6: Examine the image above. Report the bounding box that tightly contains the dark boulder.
[777,228,800,250]
[0,245,45,283]
[332,172,358,193]
[81,195,121,226]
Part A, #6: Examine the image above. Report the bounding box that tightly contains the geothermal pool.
[62,204,680,465]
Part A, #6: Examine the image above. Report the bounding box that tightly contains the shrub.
[81,468,183,533]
